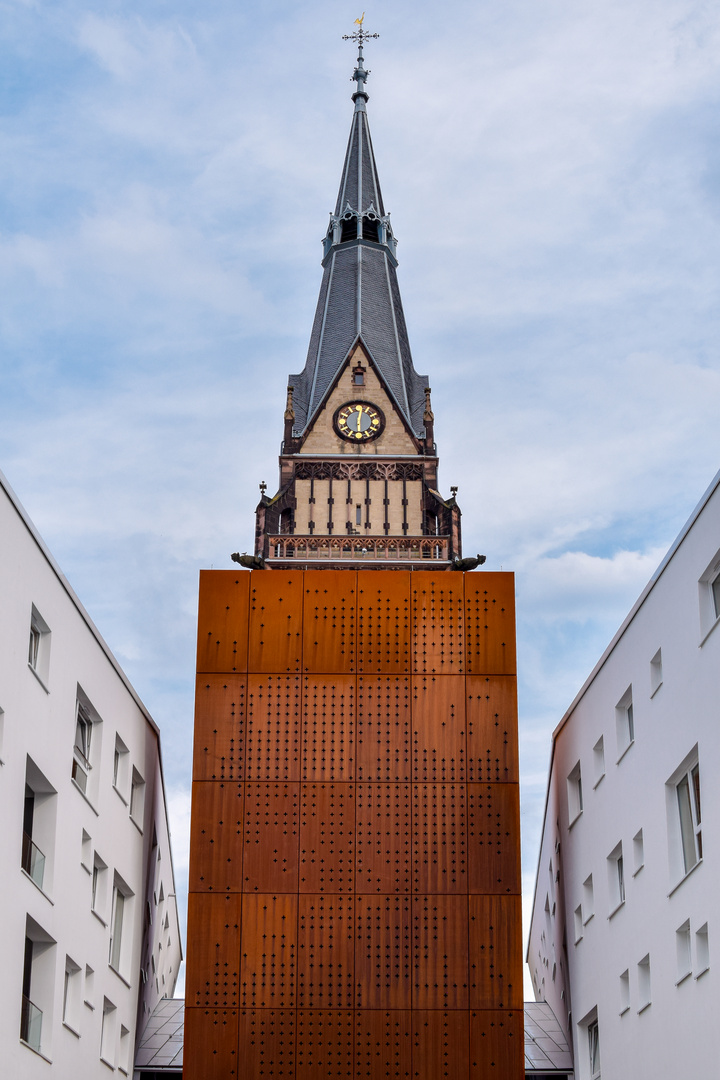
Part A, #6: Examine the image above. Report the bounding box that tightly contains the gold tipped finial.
[354,12,365,26]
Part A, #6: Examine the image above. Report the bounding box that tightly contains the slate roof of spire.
[289,44,429,439]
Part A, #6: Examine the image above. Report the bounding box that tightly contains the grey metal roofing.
[524,1002,574,1074]
[136,1000,573,1077]
[135,998,184,1073]
[290,93,429,438]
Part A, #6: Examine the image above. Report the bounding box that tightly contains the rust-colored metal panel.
[466,676,518,783]
[412,784,467,894]
[239,1010,297,1080]
[299,783,355,894]
[469,1009,524,1078]
[297,896,355,1008]
[193,675,246,782]
[357,571,411,673]
[411,1011,469,1080]
[242,783,300,893]
[246,675,302,780]
[185,893,242,1009]
[183,1006,238,1079]
[302,676,356,781]
[469,895,523,1009]
[189,781,244,892]
[411,675,466,782]
[196,570,250,674]
[354,1011,412,1080]
[356,784,411,894]
[464,573,517,675]
[240,894,298,1008]
[356,675,411,782]
[303,570,357,673]
[467,784,521,895]
[355,896,411,1009]
[296,1011,354,1080]
[248,571,305,674]
[411,573,465,674]
[411,896,469,1009]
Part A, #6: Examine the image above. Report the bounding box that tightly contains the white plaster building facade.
[528,467,720,1080]
[0,469,182,1076]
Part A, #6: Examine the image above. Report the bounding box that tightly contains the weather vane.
[342,12,379,50]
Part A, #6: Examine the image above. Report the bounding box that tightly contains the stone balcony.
[266,534,452,569]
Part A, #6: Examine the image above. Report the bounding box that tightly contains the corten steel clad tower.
[185,29,523,1080]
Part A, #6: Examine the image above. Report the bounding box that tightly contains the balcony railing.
[21,832,45,890]
[268,535,451,564]
[20,994,43,1052]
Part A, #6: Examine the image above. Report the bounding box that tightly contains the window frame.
[588,1017,601,1079]
[615,686,634,762]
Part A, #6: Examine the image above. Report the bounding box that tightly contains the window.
[100,998,117,1068]
[619,969,630,1015]
[22,757,57,894]
[72,688,102,801]
[27,605,51,687]
[84,965,95,1009]
[72,701,92,794]
[21,916,56,1057]
[356,505,362,525]
[62,956,81,1033]
[353,366,365,386]
[607,843,625,913]
[698,549,720,639]
[81,829,92,873]
[582,874,594,924]
[637,954,651,1011]
[574,904,583,944]
[632,829,644,875]
[650,648,663,696]
[567,761,583,824]
[0,704,5,764]
[587,1017,600,1079]
[109,875,134,977]
[667,751,702,883]
[615,686,634,760]
[696,923,710,977]
[676,921,691,984]
[592,736,605,787]
[91,854,108,921]
[113,734,129,799]
[119,1024,131,1075]
[130,767,145,827]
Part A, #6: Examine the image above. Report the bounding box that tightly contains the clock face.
[335,401,384,442]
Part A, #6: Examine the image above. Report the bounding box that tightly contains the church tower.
[254,35,461,568]
[185,28,523,1080]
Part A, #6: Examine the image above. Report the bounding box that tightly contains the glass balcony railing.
[20,994,43,1052]
[21,831,46,890]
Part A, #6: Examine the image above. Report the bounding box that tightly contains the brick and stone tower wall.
[184,567,522,1079]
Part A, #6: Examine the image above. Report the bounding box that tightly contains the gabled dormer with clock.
[254,40,462,569]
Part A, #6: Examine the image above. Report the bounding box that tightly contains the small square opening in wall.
[62,956,82,1033]
[637,954,651,1012]
[615,686,634,761]
[593,736,605,787]
[632,829,644,876]
[100,998,117,1068]
[567,761,583,824]
[675,921,691,984]
[113,735,129,801]
[650,649,663,697]
[130,767,145,827]
[619,969,630,1015]
[81,830,92,873]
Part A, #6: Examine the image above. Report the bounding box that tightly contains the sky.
[2,0,720,998]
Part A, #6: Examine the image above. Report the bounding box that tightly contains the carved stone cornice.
[294,460,423,482]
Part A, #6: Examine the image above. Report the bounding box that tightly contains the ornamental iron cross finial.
[342,13,379,51]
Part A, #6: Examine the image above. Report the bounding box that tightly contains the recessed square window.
[637,954,651,1012]
[574,904,583,944]
[72,688,103,803]
[582,874,594,924]
[592,736,605,787]
[607,842,625,914]
[619,969,630,1015]
[695,923,710,977]
[698,549,720,641]
[632,829,644,876]
[666,748,702,885]
[675,921,691,984]
[27,605,51,688]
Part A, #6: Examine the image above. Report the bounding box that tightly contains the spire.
[288,26,429,440]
